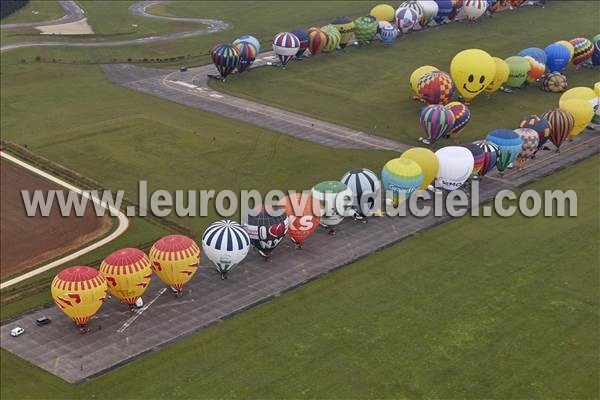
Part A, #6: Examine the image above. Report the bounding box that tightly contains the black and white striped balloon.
[202,220,250,275]
[340,168,382,216]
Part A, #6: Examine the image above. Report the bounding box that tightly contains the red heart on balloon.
[268,223,285,237]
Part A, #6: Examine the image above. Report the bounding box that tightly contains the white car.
[10,327,24,337]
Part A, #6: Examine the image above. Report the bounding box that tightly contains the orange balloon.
[281,192,320,247]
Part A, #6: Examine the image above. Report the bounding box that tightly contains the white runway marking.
[168,80,197,89]
[117,288,166,333]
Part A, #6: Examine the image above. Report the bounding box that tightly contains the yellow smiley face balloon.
[450,49,496,102]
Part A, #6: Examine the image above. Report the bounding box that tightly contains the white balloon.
[202,220,250,275]
[462,0,488,21]
[435,146,474,191]
[417,0,439,25]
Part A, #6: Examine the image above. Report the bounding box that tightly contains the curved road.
[0,0,229,52]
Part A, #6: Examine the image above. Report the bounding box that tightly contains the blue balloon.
[379,25,398,44]
[485,129,522,165]
[592,38,600,66]
[544,43,570,72]
[233,35,260,54]
[290,28,310,59]
[517,47,547,65]
[434,0,454,23]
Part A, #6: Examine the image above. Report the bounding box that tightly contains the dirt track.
[0,160,110,278]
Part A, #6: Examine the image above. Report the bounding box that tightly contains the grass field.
[2,155,598,399]
[211,1,600,143]
[0,1,386,64]
[1,1,64,24]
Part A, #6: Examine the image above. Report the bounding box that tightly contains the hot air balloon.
[149,235,200,297]
[330,16,355,49]
[519,115,550,157]
[395,6,419,32]
[592,34,600,66]
[484,57,510,95]
[463,0,488,21]
[570,38,594,66]
[544,43,570,73]
[354,16,378,45]
[290,29,310,59]
[202,220,250,279]
[473,140,499,177]
[447,101,471,139]
[340,168,382,217]
[272,32,300,68]
[234,41,257,73]
[99,248,152,310]
[514,128,539,167]
[321,24,341,51]
[410,65,439,93]
[243,206,288,258]
[543,108,575,152]
[282,193,320,248]
[434,0,454,23]
[210,44,240,80]
[594,82,600,124]
[420,104,456,144]
[541,72,568,93]
[518,48,546,82]
[399,147,439,190]
[504,56,530,88]
[559,99,593,137]
[51,266,107,333]
[416,71,455,105]
[418,0,439,26]
[308,28,328,55]
[370,4,396,21]
[459,143,485,177]
[556,40,574,63]
[486,129,522,173]
[560,87,599,115]
[434,146,474,190]
[310,181,354,234]
[380,24,399,44]
[381,158,424,205]
[233,35,260,54]
[451,49,496,102]
[398,1,424,29]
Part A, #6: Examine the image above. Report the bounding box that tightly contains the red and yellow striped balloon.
[100,248,152,307]
[149,235,200,295]
[542,108,574,152]
[51,266,107,328]
[307,27,328,55]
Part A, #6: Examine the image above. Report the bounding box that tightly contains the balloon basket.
[79,326,90,335]
[328,229,336,236]
[207,74,225,82]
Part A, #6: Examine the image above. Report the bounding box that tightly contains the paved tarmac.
[102,61,410,151]
[2,130,598,384]
[0,1,230,52]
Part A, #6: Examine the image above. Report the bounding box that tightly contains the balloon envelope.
[290,29,310,58]
[435,146,474,190]
[149,235,200,291]
[447,101,471,135]
[416,71,455,105]
[559,99,593,136]
[311,181,354,227]
[395,6,419,32]
[370,4,396,21]
[51,266,107,328]
[542,108,574,151]
[354,16,378,45]
[519,115,550,148]
[420,104,455,143]
[462,0,488,21]
[485,129,522,171]
[556,40,574,62]
[380,24,399,44]
[544,43,570,72]
[541,72,568,93]
[484,57,509,94]
[234,41,257,73]
[400,147,439,190]
[100,248,152,306]
[340,168,382,216]
[410,65,439,93]
[211,44,240,79]
[451,49,496,101]
[504,56,530,88]
[570,38,594,65]
[330,16,355,48]
[233,35,260,54]
[202,220,250,275]
[381,158,424,203]
[282,193,320,246]
[473,140,499,177]
[242,206,289,257]
[459,143,485,176]
[514,128,539,166]
[273,32,300,67]
[307,28,328,55]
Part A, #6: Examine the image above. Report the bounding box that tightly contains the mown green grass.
[0,62,394,235]
[1,0,64,24]
[2,155,598,399]
[1,1,386,64]
[212,1,599,143]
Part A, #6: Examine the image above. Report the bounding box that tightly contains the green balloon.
[353,16,377,45]
[504,56,531,88]
[321,25,341,52]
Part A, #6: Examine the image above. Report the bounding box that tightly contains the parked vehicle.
[36,316,51,326]
[10,327,25,337]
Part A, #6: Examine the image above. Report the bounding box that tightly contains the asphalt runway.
[2,131,598,384]
[0,0,83,30]
[102,61,409,151]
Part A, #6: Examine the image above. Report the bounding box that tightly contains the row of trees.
[1,0,29,19]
